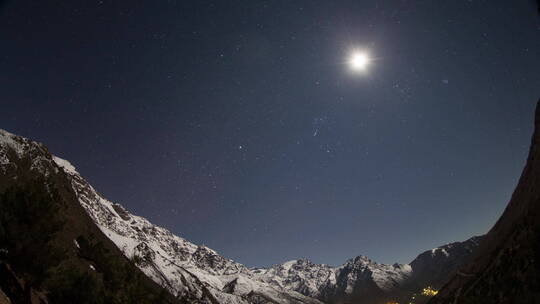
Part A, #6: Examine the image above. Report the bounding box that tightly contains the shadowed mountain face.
[408,237,483,290]
[429,100,540,304]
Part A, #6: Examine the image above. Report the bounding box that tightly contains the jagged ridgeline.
[0,129,484,304]
[0,134,181,304]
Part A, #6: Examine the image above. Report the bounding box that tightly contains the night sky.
[1,1,540,267]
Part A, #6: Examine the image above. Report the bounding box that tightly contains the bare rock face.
[429,100,540,304]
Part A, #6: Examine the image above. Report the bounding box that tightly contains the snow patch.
[431,247,450,257]
[53,156,77,175]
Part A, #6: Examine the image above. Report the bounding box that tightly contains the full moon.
[349,52,370,72]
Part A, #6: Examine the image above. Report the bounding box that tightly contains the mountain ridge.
[0,128,482,303]
[0,129,183,304]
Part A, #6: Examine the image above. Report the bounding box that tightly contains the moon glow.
[349,52,370,72]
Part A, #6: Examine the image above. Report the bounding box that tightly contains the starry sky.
[1,0,540,267]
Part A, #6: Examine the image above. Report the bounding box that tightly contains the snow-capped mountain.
[252,256,412,302]
[0,128,483,304]
[48,144,418,304]
[50,146,322,304]
[1,128,320,304]
[251,237,482,304]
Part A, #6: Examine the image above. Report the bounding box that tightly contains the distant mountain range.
[0,128,486,304]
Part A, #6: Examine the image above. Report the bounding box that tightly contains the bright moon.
[349,52,370,71]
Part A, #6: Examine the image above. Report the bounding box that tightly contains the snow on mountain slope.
[337,256,412,293]
[0,128,482,304]
[252,256,412,301]
[54,150,414,303]
[51,153,322,304]
[252,259,337,298]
